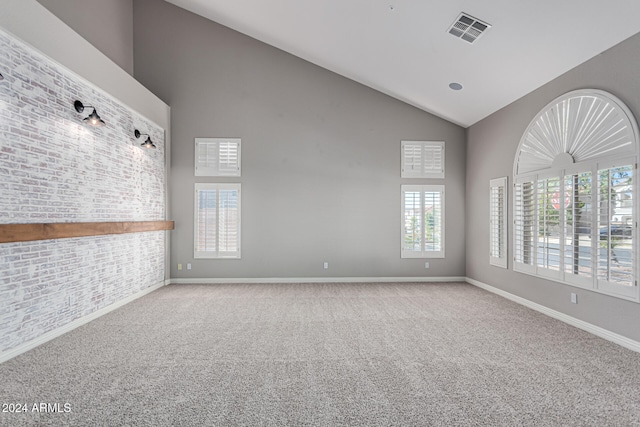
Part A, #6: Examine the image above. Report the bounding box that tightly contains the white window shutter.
[423,188,443,253]
[536,177,562,277]
[195,187,217,255]
[514,179,535,272]
[217,187,241,257]
[561,171,594,288]
[596,165,635,296]
[401,141,444,178]
[489,177,507,268]
[195,138,241,176]
[401,143,423,177]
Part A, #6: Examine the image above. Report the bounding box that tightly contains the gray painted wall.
[133,0,466,280]
[37,0,134,75]
[466,33,640,342]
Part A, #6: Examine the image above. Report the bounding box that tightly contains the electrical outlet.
[425,262,430,269]
[187,263,192,270]
[177,263,183,271]
[571,293,578,304]
[323,262,329,269]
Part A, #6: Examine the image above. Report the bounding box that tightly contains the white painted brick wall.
[0,28,167,354]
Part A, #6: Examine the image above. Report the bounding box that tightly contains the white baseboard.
[169,276,466,284]
[465,277,640,353]
[0,281,167,364]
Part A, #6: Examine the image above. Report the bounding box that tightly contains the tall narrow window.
[195,138,241,176]
[401,141,445,178]
[401,185,444,258]
[490,177,507,268]
[513,89,638,301]
[194,183,241,258]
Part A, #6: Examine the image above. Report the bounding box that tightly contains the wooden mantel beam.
[0,221,175,244]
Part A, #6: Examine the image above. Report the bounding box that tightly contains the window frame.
[195,138,241,177]
[401,184,445,259]
[513,89,639,302]
[194,183,241,259]
[401,141,445,179]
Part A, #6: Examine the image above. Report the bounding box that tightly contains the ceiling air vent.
[448,13,491,44]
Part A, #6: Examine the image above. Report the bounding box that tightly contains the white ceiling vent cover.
[448,13,491,44]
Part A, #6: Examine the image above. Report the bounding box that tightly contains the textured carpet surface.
[1,282,640,426]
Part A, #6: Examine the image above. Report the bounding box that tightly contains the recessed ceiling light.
[449,82,463,91]
[389,5,396,12]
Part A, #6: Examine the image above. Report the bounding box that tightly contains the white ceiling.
[165,0,640,127]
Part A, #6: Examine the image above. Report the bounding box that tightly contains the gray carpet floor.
[1,282,640,426]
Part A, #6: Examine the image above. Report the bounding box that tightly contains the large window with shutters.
[490,177,507,268]
[194,183,241,259]
[195,138,241,176]
[401,141,445,178]
[401,185,444,258]
[513,90,639,301]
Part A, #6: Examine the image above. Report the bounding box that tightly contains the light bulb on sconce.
[134,129,156,149]
[74,100,106,127]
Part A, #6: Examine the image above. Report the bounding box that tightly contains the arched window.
[513,89,639,301]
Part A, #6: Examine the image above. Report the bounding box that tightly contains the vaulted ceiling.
[165,0,640,127]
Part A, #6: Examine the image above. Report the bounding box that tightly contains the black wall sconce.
[134,129,156,149]
[0,72,4,81]
[74,100,105,127]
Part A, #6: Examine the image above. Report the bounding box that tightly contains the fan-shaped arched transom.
[514,90,639,176]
